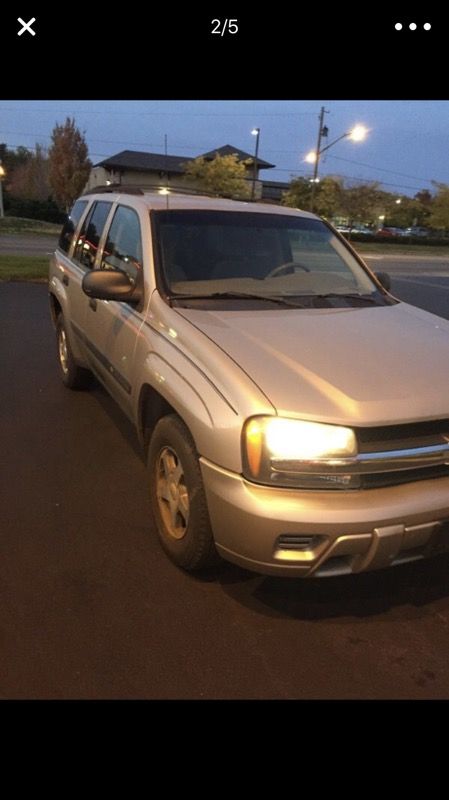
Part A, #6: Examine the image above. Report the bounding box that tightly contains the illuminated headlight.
[242,417,359,489]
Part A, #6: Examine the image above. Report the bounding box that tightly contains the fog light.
[277,534,321,551]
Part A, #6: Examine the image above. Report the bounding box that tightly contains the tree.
[8,144,50,201]
[282,177,312,210]
[336,181,382,229]
[183,154,251,199]
[382,195,419,228]
[414,189,432,205]
[428,183,449,230]
[282,176,341,217]
[313,177,342,219]
[48,118,91,210]
[0,143,32,175]
[412,189,433,226]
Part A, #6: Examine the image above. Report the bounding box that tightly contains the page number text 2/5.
[211,19,239,36]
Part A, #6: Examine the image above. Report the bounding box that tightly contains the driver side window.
[101,205,143,285]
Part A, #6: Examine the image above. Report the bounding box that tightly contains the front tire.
[56,314,91,389]
[148,414,220,571]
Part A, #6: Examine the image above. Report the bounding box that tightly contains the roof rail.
[82,183,255,201]
[82,184,145,195]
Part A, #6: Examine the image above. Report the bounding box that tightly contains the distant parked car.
[377,227,402,237]
[335,225,351,234]
[405,227,429,238]
[351,226,374,235]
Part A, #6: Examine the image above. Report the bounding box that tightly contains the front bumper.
[200,457,449,577]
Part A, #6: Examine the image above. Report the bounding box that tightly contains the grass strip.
[0,217,61,235]
[0,255,49,282]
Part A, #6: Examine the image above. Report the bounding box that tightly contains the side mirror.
[82,269,143,303]
[375,271,391,292]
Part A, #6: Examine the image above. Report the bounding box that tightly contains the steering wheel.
[265,261,311,278]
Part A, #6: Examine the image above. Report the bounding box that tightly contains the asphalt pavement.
[0,234,58,256]
[365,254,449,320]
[2,277,449,699]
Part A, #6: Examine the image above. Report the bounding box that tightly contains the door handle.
[62,273,69,286]
[89,298,97,311]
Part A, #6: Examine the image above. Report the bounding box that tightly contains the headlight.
[242,416,359,489]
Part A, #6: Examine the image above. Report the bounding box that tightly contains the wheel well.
[138,384,180,451]
[49,293,62,327]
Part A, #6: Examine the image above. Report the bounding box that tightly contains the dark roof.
[96,144,275,174]
[261,180,290,201]
[199,144,275,169]
[95,150,191,174]
[262,180,290,189]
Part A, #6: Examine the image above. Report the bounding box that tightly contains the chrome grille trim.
[272,442,449,476]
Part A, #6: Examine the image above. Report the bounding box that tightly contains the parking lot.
[1,262,449,699]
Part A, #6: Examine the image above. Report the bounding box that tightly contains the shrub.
[4,194,65,224]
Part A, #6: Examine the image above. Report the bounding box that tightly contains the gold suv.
[49,189,449,577]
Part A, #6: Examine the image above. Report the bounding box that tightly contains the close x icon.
[17,17,36,36]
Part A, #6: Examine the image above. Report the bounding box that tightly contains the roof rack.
[82,183,256,201]
[82,184,145,195]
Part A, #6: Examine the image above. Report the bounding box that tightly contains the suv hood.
[176,303,449,425]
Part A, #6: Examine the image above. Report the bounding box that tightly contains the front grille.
[354,420,449,488]
[361,464,449,489]
[357,419,449,452]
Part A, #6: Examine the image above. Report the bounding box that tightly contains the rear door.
[52,198,90,339]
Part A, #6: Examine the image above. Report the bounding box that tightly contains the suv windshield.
[154,210,390,307]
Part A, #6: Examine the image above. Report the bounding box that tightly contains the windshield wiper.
[171,291,306,308]
[307,292,380,305]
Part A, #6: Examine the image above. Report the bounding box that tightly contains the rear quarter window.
[73,201,113,269]
[58,199,89,254]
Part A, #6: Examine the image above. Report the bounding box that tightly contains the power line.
[283,169,427,192]
[0,127,325,164]
[0,105,317,118]
[267,164,427,189]
[0,141,112,161]
[0,141,433,193]
[0,129,167,151]
[1,127,441,186]
[322,173,425,192]
[326,154,434,184]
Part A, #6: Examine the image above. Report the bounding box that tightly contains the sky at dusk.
[1,100,448,197]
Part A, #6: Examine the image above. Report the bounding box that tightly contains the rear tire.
[56,314,91,389]
[148,414,220,571]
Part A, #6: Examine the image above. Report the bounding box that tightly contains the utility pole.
[310,106,328,212]
[0,161,5,219]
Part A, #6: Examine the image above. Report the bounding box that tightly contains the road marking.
[364,253,449,261]
[394,276,449,290]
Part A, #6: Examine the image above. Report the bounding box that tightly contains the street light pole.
[0,161,5,219]
[251,127,260,201]
[312,106,327,185]
[307,121,368,212]
[310,107,328,213]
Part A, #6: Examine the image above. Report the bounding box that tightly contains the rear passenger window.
[73,201,112,269]
[101,205,143,283]
[58,199,88,254]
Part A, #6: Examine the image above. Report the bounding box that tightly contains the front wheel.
[56,314,91,389]
[148,414,220,571]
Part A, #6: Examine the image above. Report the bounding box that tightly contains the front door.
[68,199,115,366]
[84,204,145,417]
